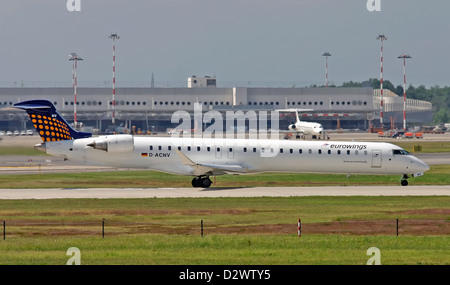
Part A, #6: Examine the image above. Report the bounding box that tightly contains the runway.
[0,185,449,199]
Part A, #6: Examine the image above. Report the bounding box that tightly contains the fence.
[2,219,448,240]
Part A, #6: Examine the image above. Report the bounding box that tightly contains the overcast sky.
[0,0,449,87]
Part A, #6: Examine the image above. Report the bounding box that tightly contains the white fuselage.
[44,135,430,177]
[288,121,323,135]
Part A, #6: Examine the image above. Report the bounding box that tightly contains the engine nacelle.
[87,134,134,152]
[288,124,298,131]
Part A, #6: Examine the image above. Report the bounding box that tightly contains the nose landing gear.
[192,176,212,188]
[400,174,409,186]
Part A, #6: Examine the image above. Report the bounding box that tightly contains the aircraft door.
[372,150,382,168]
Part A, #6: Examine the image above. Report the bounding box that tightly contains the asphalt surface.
[0,185,449,199]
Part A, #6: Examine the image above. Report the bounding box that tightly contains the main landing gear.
[192,175,212,188]
[400,174,409,186]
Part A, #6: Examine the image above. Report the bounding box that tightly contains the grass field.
[394,141,450,153]
[1,235,448,265]
[0,196,449,265]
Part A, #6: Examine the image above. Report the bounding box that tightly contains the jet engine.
[87,134,134,152]
[288,124,298,131]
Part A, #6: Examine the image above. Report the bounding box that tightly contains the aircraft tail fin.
[14,100,92,142]
[295,110,301,124]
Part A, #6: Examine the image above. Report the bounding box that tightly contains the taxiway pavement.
[0,185,449,199]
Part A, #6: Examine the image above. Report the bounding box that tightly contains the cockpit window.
[393,149,410,155]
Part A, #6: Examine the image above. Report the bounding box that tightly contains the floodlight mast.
[109,33,120,129]
[68,53,83,129]
[376,34,387,129]
[322,52,331,88]
[398,54,412,131]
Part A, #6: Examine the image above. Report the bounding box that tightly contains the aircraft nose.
[421,161,430,172]
[415,158,430,173]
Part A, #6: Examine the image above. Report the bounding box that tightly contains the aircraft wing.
[175,149,248,176]
[279,130,305,133]
[276,108,314,113]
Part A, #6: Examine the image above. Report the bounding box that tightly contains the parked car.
[0,131,5,136]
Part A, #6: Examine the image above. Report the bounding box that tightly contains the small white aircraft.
[15,100,429,188]
[279,109,324,137]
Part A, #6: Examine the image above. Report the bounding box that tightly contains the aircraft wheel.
[401,179,408,186]
[192,176,212,188]
[201,178,212,188]
[192,177,201,187]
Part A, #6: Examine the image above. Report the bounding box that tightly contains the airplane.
[14,100,429,188]
[279,109,324,137]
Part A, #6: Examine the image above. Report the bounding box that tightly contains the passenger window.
[197,147,201,151]
[150,146,153,150]
[347,150,350,155]
[318,150,322,154]
[299,149,302,154]
[244,147,247,152]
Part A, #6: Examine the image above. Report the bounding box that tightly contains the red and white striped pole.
[322,52,331,88]
[376,34,387,129]
[69,53,83,130]
[298,219,301,237]
[109,34,120,129]
[398,54,412,131]
[74,59,78,127]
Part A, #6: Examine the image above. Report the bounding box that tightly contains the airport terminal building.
[0,76,433,133]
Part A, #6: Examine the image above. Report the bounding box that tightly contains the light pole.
[109,33,120,129]
[376,34,387,129]
[69,53,83,129]
[322,52,331,88]
[398,54,412,131]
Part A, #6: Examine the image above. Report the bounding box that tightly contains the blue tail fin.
[14,100,92,142]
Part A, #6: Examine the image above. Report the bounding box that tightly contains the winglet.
[14,100,92,142]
